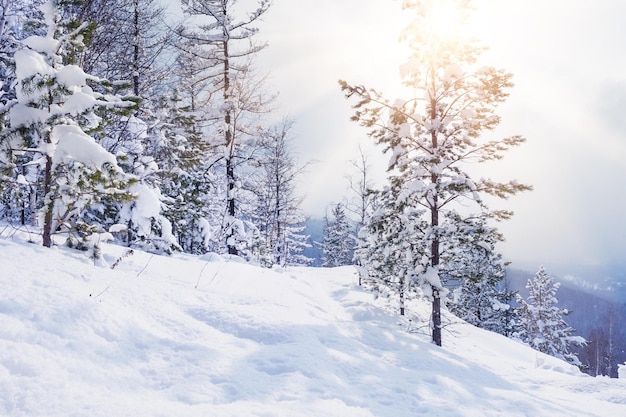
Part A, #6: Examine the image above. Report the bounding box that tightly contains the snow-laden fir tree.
[447,215,516,335]
[321,203,354,267]
[355,187,428,316]
[341,0,531,346]
[0,0,135,247]
[516,266,586,366]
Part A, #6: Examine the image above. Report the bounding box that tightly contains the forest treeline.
[0,0,312,265]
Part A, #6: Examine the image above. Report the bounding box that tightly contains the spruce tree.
[341,0,531,345]
[516,266,586,366]
[321,203,354,267]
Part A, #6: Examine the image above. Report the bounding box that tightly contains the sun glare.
[414,0,491,44]
[424,0,468,41]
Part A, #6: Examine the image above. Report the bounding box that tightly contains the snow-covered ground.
[1,228,624,417]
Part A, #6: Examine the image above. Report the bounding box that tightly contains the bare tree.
[345,144,377,232]
[252,119,311,266]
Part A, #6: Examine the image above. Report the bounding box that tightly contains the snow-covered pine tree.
[156,92,212,254]
[0,0,24,222]
[446,215,515,335]
[67,0,180,253]
[177,0,272,256]
[355,185,428,316]
[280,217,312,267]
[340,0,531,346]
[321,203,354,267]
[516,266,586,366]
[1,0,135,247]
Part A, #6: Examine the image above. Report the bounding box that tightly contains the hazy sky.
[252,0,626,270]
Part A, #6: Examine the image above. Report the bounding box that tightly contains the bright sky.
[254,0,626,271]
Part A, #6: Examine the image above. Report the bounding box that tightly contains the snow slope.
[1,231,624,417]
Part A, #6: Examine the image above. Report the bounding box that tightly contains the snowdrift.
[0,233,624,417]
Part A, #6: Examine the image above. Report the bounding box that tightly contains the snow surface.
[0,229,624,417]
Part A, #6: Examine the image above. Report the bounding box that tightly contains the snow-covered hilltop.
[1,234,624,417]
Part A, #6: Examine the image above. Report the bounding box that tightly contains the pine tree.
[447,217,516,335]
[71,0,178,252]
[280,218,312,267]
[321,203,354,267]
[156,92,212,254]
[177,0,272,256]
[355,187,427,316]
[1,0,135,247]
[0,0,21,222]
[341,0,531,345]
[516,266,586,366]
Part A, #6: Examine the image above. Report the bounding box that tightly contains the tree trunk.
[29,185,37,227]
[223,38,238,256]
[429,84,442,346]
[430,173,442,345]
[42,155,53,248]
[226,156,237,255]
[132,0,140,97]
[432,288,442,345]
[275,172,281,265]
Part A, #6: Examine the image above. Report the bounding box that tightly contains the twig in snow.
[136,254,153,277]
[110,249,134,269]
[195,262,210,289]
[90,285,110,300]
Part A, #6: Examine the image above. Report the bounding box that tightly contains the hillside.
[1,233,625,417]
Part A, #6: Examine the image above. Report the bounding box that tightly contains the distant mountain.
[303,217,324,266]
[507,261,626,301]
